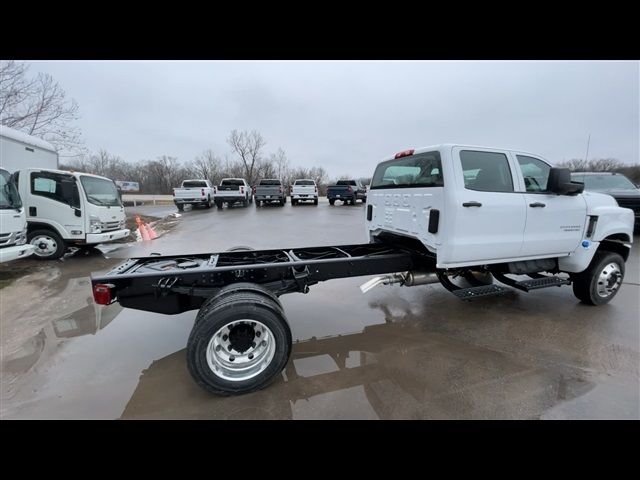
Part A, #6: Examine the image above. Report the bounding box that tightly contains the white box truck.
[0,126,130,260]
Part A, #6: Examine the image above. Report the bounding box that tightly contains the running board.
[494,273,571,292]
[452,284,512,300]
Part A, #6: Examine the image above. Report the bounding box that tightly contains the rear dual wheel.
[187,290,291,395]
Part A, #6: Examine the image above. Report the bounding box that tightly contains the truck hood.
[590,188,640,199]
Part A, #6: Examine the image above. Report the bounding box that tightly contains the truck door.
[444,148,527,265]
[26,170,82,238]
[514,154,587,256]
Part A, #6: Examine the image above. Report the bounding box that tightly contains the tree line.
[58,129,348,195]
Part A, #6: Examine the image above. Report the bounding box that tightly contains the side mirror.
[547,168,584,195]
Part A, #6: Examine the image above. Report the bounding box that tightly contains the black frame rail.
[91,243,427,315]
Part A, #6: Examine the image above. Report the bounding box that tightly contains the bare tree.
[0,60,84,155]
[193,149,223,184]
[227,129,266,184]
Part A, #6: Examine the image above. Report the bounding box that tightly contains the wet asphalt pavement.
[1,198,639,419]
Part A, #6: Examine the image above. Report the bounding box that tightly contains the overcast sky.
[31,60,639,177]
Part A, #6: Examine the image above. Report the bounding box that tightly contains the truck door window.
[460,151,513,192]
[31,172,80,207]
[371,151,443,189]
[516,155,551,192]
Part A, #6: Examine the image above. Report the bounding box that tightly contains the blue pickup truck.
[327,179,367,205]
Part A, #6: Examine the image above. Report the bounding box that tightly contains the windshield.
[0,169,22,209]
[571,173,637,191]
[221,179,244,186]
[259,179,281,186]
[371,151,443,189]
[183,181,208,188]
[80,175,122,207]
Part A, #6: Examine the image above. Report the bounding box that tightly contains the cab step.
[494,273,571,292]
[452,284,512,300]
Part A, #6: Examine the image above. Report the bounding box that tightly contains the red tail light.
[279,186,283,194]
[93,283,115,305]
[395,149,415,159]
[347,186,352,193]
[201,188,205,196]
[315,186,318,193]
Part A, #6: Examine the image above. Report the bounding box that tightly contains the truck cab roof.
[383,144,550,163]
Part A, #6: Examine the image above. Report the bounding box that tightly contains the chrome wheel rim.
[206,320,276,381]
[30,235,57,257]
[596,262,622,298]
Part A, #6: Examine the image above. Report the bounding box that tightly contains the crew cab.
[327,179,366,205]
[91,143,634,397]
[570,172,640,231]
[173,179,214,211]
[254,179,286,207]
[290,179,318,205]
[214,178,252,209]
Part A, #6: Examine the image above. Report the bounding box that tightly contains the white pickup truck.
[290,179,319,205]
[214,178,252,209]
[173,179,214,211]
[0,168,35,262]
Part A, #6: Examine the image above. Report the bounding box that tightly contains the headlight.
[90,215,102,234]
[15,227,27,245]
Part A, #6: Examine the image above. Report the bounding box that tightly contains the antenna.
[584,133,591,162]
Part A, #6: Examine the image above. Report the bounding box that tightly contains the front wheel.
[28,229,66,260]
[187,291,292,395]
[572,251,625,305]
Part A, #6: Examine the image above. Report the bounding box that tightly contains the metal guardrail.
[121,194,174,206]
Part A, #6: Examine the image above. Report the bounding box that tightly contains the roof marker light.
[395,149,415,159]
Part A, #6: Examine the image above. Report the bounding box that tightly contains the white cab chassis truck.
[14,168,130,260]
[91,144,634,396]
[0,168,35,262]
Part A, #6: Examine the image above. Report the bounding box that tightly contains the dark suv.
[571,172,640,230]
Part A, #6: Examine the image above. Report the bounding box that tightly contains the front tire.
[28,229,66,260]
[572,251,625,306]
[187,291,292,395]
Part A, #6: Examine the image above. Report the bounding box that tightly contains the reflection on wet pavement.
[1,205,638,419]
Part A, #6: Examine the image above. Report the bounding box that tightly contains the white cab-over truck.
[91,144,634,396]
[290,179,319,205]
[1,126,129,260]
[0,168,34,262]
[173,179,214,211]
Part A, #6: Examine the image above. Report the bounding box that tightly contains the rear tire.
[243,197,248,207]
[216,200,223,210]
[314,197,318,205]
[176,204,184,212]
[255,200,261,207]
[28,229,66,260]
[329,199,335,205]
[204,196,212,209]
[196,282,283,324]
[187,292,292,395]
[572,251,625,306]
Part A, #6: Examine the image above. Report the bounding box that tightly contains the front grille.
[615,197,640,213]
[0,230,26,247]
[101,221,123,232]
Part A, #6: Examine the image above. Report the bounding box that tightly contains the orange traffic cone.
[146,223,158,240]
[136,215,150,241]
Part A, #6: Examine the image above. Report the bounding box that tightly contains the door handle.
[529,202,546,208]
[462,201,482,207]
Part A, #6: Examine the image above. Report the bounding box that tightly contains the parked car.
[173,179,214,211]
[571,172,640,231]
[254,179,286,207]
[327,179,366,205]
[0,167,34,263]
[214,178,252,209]
[290,179,318,205]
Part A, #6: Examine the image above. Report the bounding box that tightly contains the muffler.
[359,271,439,293]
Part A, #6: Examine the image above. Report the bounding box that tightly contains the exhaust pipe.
[359,271,439,293]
